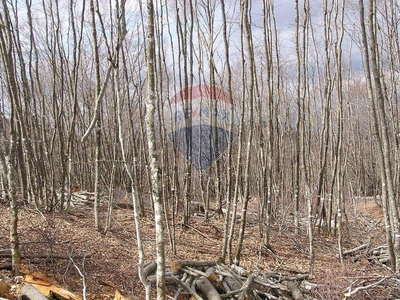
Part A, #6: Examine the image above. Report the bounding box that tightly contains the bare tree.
[294,0,315,276]
[233,0,256,266]
[0,0,21,275]
[145,0,165,298]
[359,0,400,271]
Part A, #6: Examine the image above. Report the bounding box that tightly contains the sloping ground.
[0,195,397,299]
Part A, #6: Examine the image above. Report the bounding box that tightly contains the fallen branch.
[170,275,203,300]
[0,252,91,260]
[264,273,309,282]
[344,276,388,298]
[237,273,255,300]
[182,224,210,239]
[343,243,369,257]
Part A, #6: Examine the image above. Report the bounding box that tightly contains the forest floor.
[0,193,398,300]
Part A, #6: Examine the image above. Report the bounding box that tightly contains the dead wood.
[254,289,280,299]
[142,261,157,278]
[284,281,303,300]
[195,276,221,300]
[170,260,216,271]
[368,245,390,264]
[20,284,48,300]
[205,266,217,281]
[344,276,389,298]
[113,203,134,210]
[170,275,203,300]
[343,242,370,257]
[237,273,255,300]
[223,276,242,292]
[217,263,244,283]
[205,266,225,292]
[155,259,315,299]
[253,278,289,292]
[0,252,91,260]
[265,273,309,282]
[0,262,12,270]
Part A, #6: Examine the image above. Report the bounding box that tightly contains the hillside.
[0,195,398,299]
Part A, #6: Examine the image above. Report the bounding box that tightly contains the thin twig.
[69,254,87,300]
[183,224,210,239]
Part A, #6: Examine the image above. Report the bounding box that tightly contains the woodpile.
[146,260,316,299]
[368,245,390,264]
[340,242,390,266]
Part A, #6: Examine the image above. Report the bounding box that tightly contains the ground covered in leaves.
[0,194,398,299]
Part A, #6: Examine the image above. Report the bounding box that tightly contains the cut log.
[343,243,369,257]
[170,260,216,271]
[143,261,157,278]
[160,259,318,299]
[195,276,221,300]
[205,266,225,293]
[231,264,249,276]
[223,276,242,292]
[20,285,48,300]
[300,280,318,291]
[284,281,303,300]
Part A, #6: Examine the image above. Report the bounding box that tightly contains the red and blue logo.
[168,84,236,171]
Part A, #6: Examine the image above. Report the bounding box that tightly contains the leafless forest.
[1,0,400,299]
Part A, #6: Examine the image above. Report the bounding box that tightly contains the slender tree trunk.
[220,0,235,263]
[0,1,21,274]
[88,0,102,231]
[294,0,301,235]
[334,0,346,262]
[145,0,165,298]
[234,0,255,266]
[359,0,399,271]
[367,0,400,271]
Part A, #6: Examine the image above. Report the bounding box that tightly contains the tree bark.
[359,0,400,271]
[145,0,166,298]
[0,1,21,275]
[20,285,48,300]
[195,276,221,300]
[234,0,255,267]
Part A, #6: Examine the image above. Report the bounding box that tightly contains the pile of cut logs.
[145,260,316,300]
[368,245,390,264]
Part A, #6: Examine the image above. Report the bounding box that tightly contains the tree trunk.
[359,0,399,271]
[234,0,255,266]
[145,0,166,298]
[0,1,22,275]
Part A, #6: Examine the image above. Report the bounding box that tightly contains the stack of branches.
[146,260,314,300]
